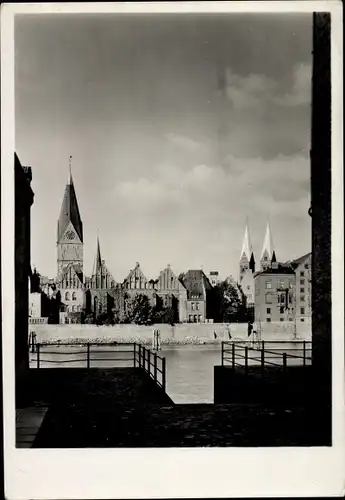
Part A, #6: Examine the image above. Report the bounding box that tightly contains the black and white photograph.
[1,2,344,498]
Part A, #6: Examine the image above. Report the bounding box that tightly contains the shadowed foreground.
[20,368,330,448]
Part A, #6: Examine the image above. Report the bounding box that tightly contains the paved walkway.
[16,407,48,448]
[20,368,330,448]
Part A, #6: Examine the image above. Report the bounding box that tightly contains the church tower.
[57,159,83,280]
[260,221,276,271]
[239,222,255,282]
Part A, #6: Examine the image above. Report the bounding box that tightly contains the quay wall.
[29,321,311,345]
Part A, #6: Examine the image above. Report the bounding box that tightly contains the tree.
[213,280,245,323]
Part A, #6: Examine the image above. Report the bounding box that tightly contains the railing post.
[162,357,166,391]
[148,349,151,377]
[36,343,40,369]
[138,345,141,368]
[244,346,248,375]
[133,343,136,367]
[232,342,235,368]
[262,340,265,352]
[261,348,265,377]
[87,343,90,368]
[154,352,157,382]
[283,352,287,374]
[221,342,224,366]
[303,341,306,367]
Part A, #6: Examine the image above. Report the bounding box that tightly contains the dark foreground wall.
[214,365,314,405]
[15,154,34,405]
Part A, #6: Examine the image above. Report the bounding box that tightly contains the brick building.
[181,270,213,323]
[288,252,312,324]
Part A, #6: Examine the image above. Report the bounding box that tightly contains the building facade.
[254,264,296,323]
[207,271,220,287]
[289,252,312,324]
[181,270,213,323]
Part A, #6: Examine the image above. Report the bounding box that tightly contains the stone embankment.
[30,322,311,345]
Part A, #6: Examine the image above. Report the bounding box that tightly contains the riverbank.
[30,322,311,345]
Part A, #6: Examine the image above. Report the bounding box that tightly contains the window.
[72,292,76,300]
[191,302,195,310]
[280,318,284,322]
[280,306,284,314]
[65,292,70,301]
[72,305,75,312]
[266,281,272,289]
[194,315,198,323]
[266,293,273,304]
[266,308,271,314]
[300,271,305,277]
[301,307,305,315]
[300,288,305,293]
[301,296,305,302]
[279,294,285,304]
[266,318,271,322]
[305,263,309,269]
[289,317,293,321]
[198,315,202,323]
[301,318,305,322]
[196,302,200,311]
[247,285,250,290]
[189,315,193,322]
[300,278,305,285]
[279,280,285,289]
[289,281,293,288]
[66,280,69,288]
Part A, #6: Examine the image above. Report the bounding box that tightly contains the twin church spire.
[239,219,276,280]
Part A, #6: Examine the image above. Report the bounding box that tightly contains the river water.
[30,342,310,404]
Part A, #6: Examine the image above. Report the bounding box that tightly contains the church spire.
[239,220,255,278]
[95,232,102,274]
[57,157,83,243]
[260,220,275,269]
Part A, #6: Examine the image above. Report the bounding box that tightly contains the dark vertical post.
[133,343,136,367]
[232,342,235,368]
[87,343,90,368]
[283,352,287,373]
[244,346,248,375]
[221,342,224,366]
[148,349,151,377]
[162,357,166,391]
[261,348,265,377]
[154,352,157,382]
[36,343,40,369]
[262,340,265,352]
[303,340,306,367]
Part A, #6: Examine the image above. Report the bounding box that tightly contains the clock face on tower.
[65,230,75,240]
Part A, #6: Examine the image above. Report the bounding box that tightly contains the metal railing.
[221,340,312,376]
[29,342,166,391]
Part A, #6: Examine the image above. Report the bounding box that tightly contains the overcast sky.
[15,13,312,282]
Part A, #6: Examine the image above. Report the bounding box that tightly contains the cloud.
[166,132,200,151]
[274,63,312,106]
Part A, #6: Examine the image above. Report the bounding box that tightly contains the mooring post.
[36,343,40,369]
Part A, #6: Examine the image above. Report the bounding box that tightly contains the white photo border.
[1,2,344,498]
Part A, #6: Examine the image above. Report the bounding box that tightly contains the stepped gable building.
[239,222,255,310]
[85,236,118,318]
[123,262,157,303]
[288,252,312,324]
[56,167,84,323]
[155,264,187,323]
[181,270,213,323]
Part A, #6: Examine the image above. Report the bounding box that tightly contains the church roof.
[182,270,212,299]
[57,172,83,242]
[288,252,312,268]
